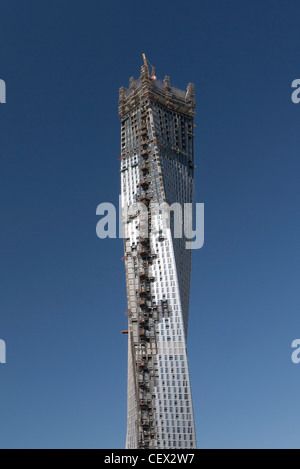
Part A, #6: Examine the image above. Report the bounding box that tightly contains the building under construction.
[119,56,197,449]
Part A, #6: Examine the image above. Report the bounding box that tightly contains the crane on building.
[142,53,156,80]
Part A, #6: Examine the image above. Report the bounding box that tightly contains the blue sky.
[0,0,300,449]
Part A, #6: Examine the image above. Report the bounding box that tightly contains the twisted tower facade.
[119,61,197,449]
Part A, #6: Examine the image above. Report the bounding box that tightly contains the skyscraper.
[119,57,197,450]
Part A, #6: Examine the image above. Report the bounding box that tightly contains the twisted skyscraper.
[119,57,197,449]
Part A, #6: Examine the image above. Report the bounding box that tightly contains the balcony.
[139,289,148,297]
[140,196,150,205]
[139,271,148,281]
[140,180,149,189]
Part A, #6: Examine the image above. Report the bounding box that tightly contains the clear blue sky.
[0,0,300,449]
